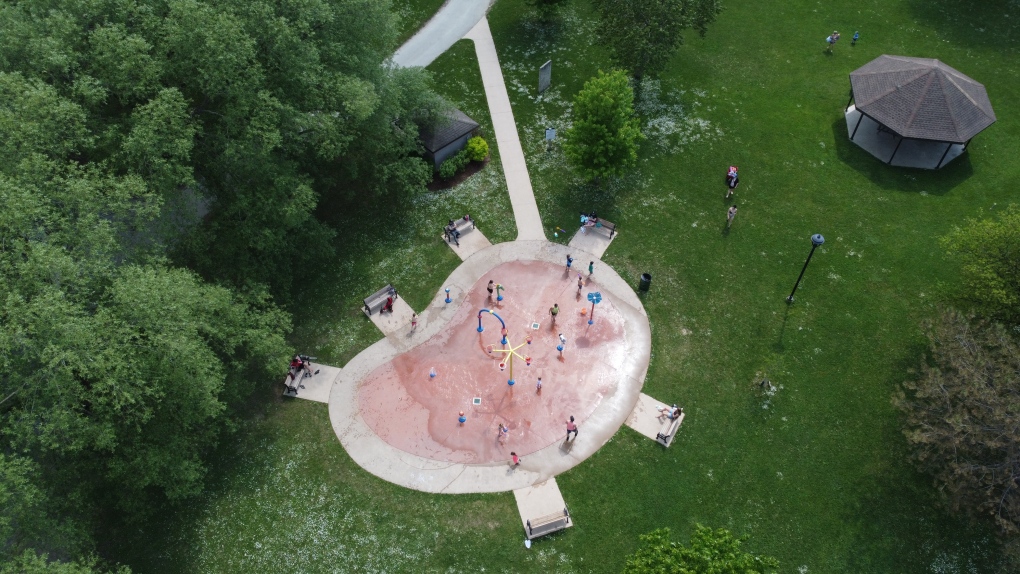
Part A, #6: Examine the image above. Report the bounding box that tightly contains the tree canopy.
[623,526,779,574]
[895,308,1020,557]
[0,0,442,566]
[563,70,643,182]
[941,205,1020,325]
[0,0,444,297]
[592,0,722,81]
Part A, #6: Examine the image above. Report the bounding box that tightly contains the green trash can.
[639,273,652,292]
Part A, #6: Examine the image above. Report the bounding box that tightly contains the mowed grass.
[485,0,1017,571]
[104,0,1020,572]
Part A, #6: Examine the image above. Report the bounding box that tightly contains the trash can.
[639,273,652,292]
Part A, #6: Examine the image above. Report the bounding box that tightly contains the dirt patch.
[427,157,490,191]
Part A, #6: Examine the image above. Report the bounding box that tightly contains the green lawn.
[105,0,1019,572]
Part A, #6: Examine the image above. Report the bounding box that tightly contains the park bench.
[525,506,572,540]
[443,217,475,246]
[363,284,398,316]
[589,218,616,239]
[655,410,685,447]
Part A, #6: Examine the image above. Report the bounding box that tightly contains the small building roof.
[420,108,480,153]
[849,55,996,143]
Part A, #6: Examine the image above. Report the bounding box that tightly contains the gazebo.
[844,55,996,169]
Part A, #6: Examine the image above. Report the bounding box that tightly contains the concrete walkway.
[568,227,617,260]
[513,479,572,537]
[392,0,493,68]
[285,364,342,404]
[441,226,493,261]
[464,19,546,241]
[626,393,679,441]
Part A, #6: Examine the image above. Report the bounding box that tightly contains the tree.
[0,551,129,574]
[894,308,1020,554]
[528,0,571,21]
[0,0,444,298]
[0,454,89,563]
[623,526,779,574]
[591,0,722,81]
[563,70,643,182]
[941,205,1020,325]
[0,1,443,567]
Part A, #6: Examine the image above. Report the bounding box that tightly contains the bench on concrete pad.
[363,284,398,316]
[443,217,476,245]
[526,506,571,540]
[655,411,685,447]
[589,218,616,239]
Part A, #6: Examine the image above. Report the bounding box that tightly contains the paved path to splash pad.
[464,18,545,241]
[392,0,492,68]
[320,14,652,494]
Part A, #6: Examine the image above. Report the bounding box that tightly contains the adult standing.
[726,173,739,198]
[727,205,738,228]
[565,416,578,440]
[826,31,840,52]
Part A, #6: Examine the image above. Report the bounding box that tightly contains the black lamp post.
[786,234,825,304]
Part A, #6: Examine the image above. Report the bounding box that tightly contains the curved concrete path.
[328,241,650,493]
[392,0,493,68]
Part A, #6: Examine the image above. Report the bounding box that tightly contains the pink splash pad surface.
[358,260,627,464]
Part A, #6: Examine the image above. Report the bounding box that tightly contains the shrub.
[465,136,489,162]
[438,150,472,179]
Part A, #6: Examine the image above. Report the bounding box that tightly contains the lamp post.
[786,234,825,304]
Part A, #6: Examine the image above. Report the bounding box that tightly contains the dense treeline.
[0,0,441,569]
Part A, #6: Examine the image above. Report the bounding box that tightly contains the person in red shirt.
[565,416,578,440]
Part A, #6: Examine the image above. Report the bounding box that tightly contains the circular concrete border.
[328,240,650,493]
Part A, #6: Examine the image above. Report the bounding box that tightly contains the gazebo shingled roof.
[849,55,996,143]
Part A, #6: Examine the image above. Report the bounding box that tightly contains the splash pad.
[357,260,630,464]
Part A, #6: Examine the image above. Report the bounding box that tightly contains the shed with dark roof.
[844,55,996,168]
[420,108,480,170]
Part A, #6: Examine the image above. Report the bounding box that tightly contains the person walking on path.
[510,452,521,467]
[487,280,494,299]
[550,303,560,324]
[565,416,578,440]
[566,254,573,270]
[588,261,594,276]
[410,313,417,330]
[727,204,738,228]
